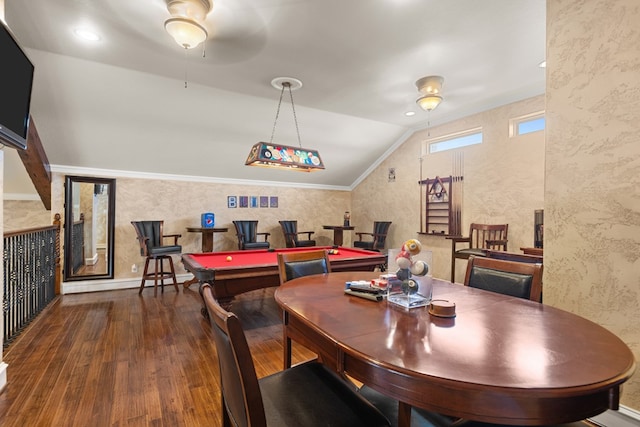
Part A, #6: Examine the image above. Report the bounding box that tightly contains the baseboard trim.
[61,274,192,294]
[590,406,640,427]
[0,362,8,394]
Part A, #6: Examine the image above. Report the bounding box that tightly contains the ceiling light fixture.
[245,77,325,172]
[415,75,444,112]
[73,28,101,41]
[164,0,212,49]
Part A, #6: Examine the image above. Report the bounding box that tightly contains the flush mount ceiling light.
[164,0,212,49]
[73,28,101,41]
[245,77,325,172]
[415,75,444,112]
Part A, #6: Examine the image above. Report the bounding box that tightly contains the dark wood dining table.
[274,271,636,427]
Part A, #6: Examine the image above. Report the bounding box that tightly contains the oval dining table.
[274,271,636,427]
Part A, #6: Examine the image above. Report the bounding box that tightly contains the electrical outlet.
[131,264,138,273]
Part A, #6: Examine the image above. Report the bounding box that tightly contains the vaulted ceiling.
[3,0,545,193]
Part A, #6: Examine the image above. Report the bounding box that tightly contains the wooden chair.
[450,223,508,282]
[131,220,182,296]
[464,255,543,302]
[277,249,331,369]
[278,220,316,248]
[485,249,543,264]
[201,284,391,427]
[277,249,331,286]
[354,221,392,252]
[232,220,270,250]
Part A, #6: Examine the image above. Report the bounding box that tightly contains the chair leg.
[451,257,456,283]
[139,257,152,294]
[154,258,160,296]
[166,256,179,292]
[141,255,179,296]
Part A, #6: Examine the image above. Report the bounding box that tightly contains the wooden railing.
[3,214,61,348]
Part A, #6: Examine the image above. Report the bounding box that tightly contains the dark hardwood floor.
[0,285,603,427]
[0,285,314,426]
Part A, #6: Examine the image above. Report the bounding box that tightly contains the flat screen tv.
[0,20,34,150]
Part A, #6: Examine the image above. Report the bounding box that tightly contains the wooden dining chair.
[278,220,316,248]
[202,284,391,427]
[354,221,392,252]
[232,220,270,250]
[484,249,544,302]
[131,220,182,296]
[464,255,543,302]
[277,249,331,286]
[449,223,508,282]
[277,249,332,369]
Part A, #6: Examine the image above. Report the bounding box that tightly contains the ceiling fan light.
[164,18,208,49]
[415,75,444,95]
[416,95,443,112]
[166,0,212,22]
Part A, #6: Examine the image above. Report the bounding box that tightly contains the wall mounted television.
[0,20,34,151]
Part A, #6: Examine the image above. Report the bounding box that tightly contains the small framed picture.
[270,196,278,208]
[260,196,269,208]
[227,196,237,208]
[250,196,258,208]
[239,196,248,208]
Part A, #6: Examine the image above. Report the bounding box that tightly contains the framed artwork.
[260,196,269,208]
[239,196,249,208]
[250,196,258,208]
[227,196,237,208]
[270,196,278,208]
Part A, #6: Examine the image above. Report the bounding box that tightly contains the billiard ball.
[404,239,422,255]
[226,256,232,262]
[410,260,429,276]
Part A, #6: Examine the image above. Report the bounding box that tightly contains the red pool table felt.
[182,246,385,305]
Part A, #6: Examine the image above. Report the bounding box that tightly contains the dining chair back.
[202,284,391,427]
[277,249,331,286]
[450,223,508,282]
[232,220,270,250]
[279,220,316,248]
[354,221,392,252]
[131,220,182,295]
[464,255,543,302]
[485,249,543,264]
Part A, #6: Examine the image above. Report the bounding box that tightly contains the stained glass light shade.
[245,142,325,172]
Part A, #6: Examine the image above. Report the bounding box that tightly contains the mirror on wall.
[63,176,116,281]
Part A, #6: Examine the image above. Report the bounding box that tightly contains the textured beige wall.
[3,200,51,231]
[48,174,351,279]
[353,96,545,282]
[546,0,640,408]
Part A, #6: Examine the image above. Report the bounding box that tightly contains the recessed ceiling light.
[538,60,546,68]
[74,28,101,41]
[405,111,416,117]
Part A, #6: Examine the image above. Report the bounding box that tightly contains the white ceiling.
[3,0,545,193]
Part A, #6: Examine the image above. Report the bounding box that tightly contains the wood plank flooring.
[0,286,314,426]
[0,285,602,427]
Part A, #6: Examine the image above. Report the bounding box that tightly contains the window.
[510,112,545,137]
[427,128,483,154]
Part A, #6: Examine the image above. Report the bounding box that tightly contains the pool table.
[181,246,386,308]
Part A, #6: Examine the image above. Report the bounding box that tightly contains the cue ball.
[226,256,232,261]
